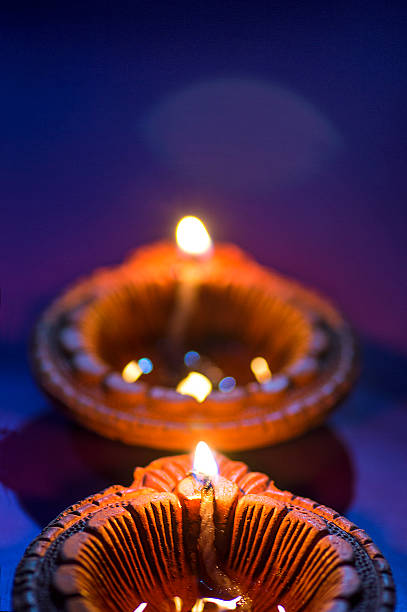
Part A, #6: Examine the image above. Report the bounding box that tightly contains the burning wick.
[192,442,227,586]
[139,445,252,611]
[192,443,251,610]
[167,216,213,362]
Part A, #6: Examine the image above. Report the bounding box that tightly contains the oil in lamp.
[13,443,395,611]
[31,214,358,449]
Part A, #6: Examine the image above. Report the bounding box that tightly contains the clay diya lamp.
[32,216,358,449]
[14,442,395,611]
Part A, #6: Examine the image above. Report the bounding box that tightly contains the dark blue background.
[1,2,406,610]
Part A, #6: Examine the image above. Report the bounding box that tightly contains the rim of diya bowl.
[31,242,358,450]
[13,453,395,612]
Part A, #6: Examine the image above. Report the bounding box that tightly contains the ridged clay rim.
[13,454,395,611]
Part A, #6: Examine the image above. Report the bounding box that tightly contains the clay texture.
[32,243,358,449]
[14,454,395,611]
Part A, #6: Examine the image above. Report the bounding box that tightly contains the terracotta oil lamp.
[32,216,358,449]
[13,443,394,611]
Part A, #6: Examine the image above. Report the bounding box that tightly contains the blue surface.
[1,2,407,609]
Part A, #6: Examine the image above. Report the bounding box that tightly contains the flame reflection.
[176,372,212,402]
[138,357,153,374]
[218,376,236,392]
[122,360,143,383]
[184,350,201,367]
[122,358,153,382]
[250,356,272,384]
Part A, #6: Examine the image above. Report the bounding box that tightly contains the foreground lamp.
[13,444,394,611]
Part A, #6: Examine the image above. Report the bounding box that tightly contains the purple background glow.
[1,2,406,610]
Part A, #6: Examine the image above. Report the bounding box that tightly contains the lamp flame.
[193,441,218,477]
[175,216,212,256]
[176,372,212,403]
[133,604,148,612]
[122,360,143,383]
[250,356,272,384]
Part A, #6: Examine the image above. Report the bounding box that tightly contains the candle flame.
[193,441,218,477]
[122,360,143,383]
[250,356,272,384]
[176,216,212,256]
[176,372,212,403]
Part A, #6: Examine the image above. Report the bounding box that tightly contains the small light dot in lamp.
[219,376,236,392]
[175,215,212,256]
[138,357,153,374]
[193,441,218,477]
[133,604,147,612]
[184,350,201,367]
[251,356,272,384]
[176,372,212,403]
[122,360,143,383]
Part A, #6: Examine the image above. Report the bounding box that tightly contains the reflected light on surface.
[122,358,153,382]
[122,360,143,383]
[192,596,242,610]
[175,216,212,256]
[184,350,201,367]
[173,596,183,611]
[176,372,212,402]
[193,441,218,477]
[144,78,342,194]
[138,357,153,374]
[218,376,236,392]
[250,356,272,383]
[203,597,242,610]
